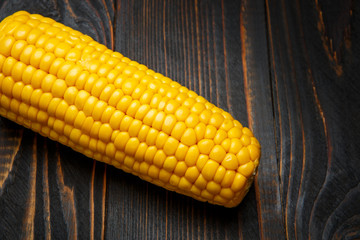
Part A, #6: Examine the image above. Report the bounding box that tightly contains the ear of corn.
[0,11,260,207]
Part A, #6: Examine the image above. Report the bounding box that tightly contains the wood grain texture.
[0,0,359,239]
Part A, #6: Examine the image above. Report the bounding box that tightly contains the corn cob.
[0,11,260,207]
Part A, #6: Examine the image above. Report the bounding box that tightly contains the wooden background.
[0,0,359,239]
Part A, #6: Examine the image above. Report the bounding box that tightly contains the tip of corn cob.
[0,11,260,207]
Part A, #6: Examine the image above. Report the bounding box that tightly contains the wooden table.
[0,0,359,239]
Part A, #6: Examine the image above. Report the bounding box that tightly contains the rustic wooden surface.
[0,0,359,239]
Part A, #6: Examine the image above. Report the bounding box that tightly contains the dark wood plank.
[266,0,360,239]
[239,0,284,238]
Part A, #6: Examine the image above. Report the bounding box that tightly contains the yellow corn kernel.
[231,173,247,192]
[196,154,208,171]
[109,110,124,130]
[171,121,186,140]
[236,147,251,165]
[51,79,67,98]
[194,122,206,141]
[0,35,16,57]
[152,111,166,131]
[220,119,234,131]
[81,116,93,135]
[194,174,207,190]
[54,100,68,120]
[29,88,42,107]
[163,156,177,172]
[207,181,221,195]
[174,106,189,121]
[12,81,24,100]
[0,11,261,208]
[11,40,27,60]
[90,121,102,139]
[83,96,97,116]
[158,169,171,183]
[184,145,199,167]
[137,124,150,142]
[221,153,239,170]
[143,108,157,126]
[125,137,140,156]
[200,190,213,200]
[229,138,243,154]
[10,61,24,83]
[30,70,46,89]
[213,165,226,183]
[179,177,192,191]
[221,170,236,188]
[75,71,90,90]
[139,89,153,104]
[180,128,196,146]
[99,123,112,142]
[66,48,81,62]
[240,134,251,146]
[99,84,115,101]
[21,85,34,104]
[131,83,146,100]
[91,78,107,98]
[148,165,160,179]
[145,128,158,146]
[1,76,14,96]
[114,151,126,163]
[144,146,157,164]
[174,161,187,177]
[251,137,260,147]
[126,100,141,118]
[213,195,228,206]
[237,161,255,178]
[209,145,226,163]
[163,136,179,156]
[92,100,107,121]
[164,99,179,114]
[153,150,166,168]
[83,73,97,92]
[185,113,199,128]
[182,97,196,108]
[27,28,43,44]
[247,145,260,161]
[209,113,224,129]
[63,86,78,105]
[174,143,189,162]
[214,129,227,145]
[221,138,231,152]
[73,111,86,129]
[134,104,150,121]
[128,119,142,137]
[123,155,135,169]
[197,139,214,155]
[184,166,200,183]
[202,160,219,181]
[204,125,217,139]
[95,139,106,156]
[3,57,17,76]
[169,174,181,187]
[114,132,130,150]
[134,142,147,161]
[64,105,78,125]
[220,188,234,199]
[41,74,56,92]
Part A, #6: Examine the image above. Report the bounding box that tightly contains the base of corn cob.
[0,11,260,207]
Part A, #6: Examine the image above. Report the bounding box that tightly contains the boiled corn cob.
[0,11,260,207]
